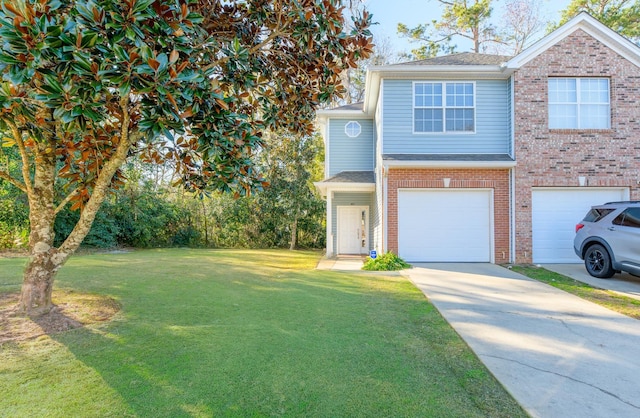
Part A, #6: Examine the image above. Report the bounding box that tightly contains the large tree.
[557,0,640,42]
[0,0,373,315]
[257,131,324,250]
[398,0,499,59]
[500,0,547,55]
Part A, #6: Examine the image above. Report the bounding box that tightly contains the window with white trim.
[548,78,610,129]
[344,121,362,138]
[414,82,475,133]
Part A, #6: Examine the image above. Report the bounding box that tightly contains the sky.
[361,0,573,55]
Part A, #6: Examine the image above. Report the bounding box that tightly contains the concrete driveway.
[404,263,640,418]
[543,263,640,301]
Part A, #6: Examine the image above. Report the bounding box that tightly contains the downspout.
[510,74,516,264]
[510,168,516,264]
[326,190,333,257]
[383,165,388,254]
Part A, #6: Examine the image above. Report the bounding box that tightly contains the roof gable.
[505,12,640,70]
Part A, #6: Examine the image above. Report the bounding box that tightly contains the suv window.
[583,208,616,222]
[612,208,640,228]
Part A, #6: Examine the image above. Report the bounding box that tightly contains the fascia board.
[314,181,375,197]
[315,109,371,120]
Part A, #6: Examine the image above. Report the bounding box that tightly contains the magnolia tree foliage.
[0,0,373,315]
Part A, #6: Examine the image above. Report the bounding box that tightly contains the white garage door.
[532,188,628,263]
[398,189,492,262]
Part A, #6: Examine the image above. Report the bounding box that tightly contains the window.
[548,78,610,129]
[613,208,640,228]
[583,208,615,223]
[414,82,475,133]
[344,121,361,138]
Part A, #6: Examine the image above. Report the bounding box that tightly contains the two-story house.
[315,12,640,264]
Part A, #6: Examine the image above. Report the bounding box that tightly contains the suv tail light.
[575,223,585,233]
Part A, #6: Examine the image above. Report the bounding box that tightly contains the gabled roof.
[316,101,367,121]
[504,12,640,70]
[394,53,511,66]
[313,171,375,197]
[321,171,375,184]
[327,102,364,111]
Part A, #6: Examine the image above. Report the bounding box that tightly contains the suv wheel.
[584,244,615,278]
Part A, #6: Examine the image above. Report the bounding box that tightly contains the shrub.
[362,252,411,271]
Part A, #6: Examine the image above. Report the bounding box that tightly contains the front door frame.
[337,206,369,255]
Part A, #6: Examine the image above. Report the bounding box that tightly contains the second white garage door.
[531,188,629,263]
[398,189,493,262]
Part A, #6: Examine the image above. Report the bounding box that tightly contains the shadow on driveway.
[404,263,640,418]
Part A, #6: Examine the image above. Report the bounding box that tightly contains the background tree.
[398,0,500,59]
[0,147,29,248]
[257,131,324,250]
[557,0,640,42]
[499,0,547,55]
[0,0,372,316]
[343,36,402,103]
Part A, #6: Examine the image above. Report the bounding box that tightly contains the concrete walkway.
[316,255,366,271]
[404,263,640,418]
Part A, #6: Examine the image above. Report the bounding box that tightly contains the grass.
[511,265,640,319]
[1,249,526,417]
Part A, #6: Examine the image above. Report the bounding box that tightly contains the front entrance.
[337,206,369,255]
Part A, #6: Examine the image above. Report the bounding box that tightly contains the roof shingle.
[394,52,511,66]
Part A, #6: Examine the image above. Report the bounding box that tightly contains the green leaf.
[112,44,129,62]
[119,79,131,96]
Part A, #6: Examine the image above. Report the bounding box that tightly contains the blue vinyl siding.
[382,79,510,154]
[328,119,375,176]
[331,192,375,253]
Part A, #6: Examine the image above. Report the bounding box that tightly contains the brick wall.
[514,29,640,263]
[387,168,511,262]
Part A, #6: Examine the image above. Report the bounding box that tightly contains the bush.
[362,252,411,271]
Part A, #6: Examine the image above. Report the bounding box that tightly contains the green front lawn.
[1,249,526,417]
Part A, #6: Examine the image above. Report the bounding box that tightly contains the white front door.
[337,206,368,254]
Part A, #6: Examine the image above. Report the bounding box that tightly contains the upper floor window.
[344,121,361,138]
[414,82,475,133]
[548,78,610,129]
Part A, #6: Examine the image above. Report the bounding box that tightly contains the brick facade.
[387,168,511,263]
[513,29,640,263]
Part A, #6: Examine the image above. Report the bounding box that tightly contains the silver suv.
[574,201,640,278]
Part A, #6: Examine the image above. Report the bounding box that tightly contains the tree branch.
[54,187,80,215]
[0,169,27,192]
[58,96,134,257]
[6,119,34,197]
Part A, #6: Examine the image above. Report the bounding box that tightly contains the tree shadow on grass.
[40,268,526,418]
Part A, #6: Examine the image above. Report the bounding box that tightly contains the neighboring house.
[315,12,640,264]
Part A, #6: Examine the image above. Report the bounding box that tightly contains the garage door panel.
[532,188,628,263]
[398,190,492,262]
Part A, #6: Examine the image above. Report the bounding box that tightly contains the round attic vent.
[344,121,362,138]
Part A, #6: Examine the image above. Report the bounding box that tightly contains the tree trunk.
[289,214,298,251]
[17,135,61,316]
[16,98,133,316]
[18,246,68,316]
